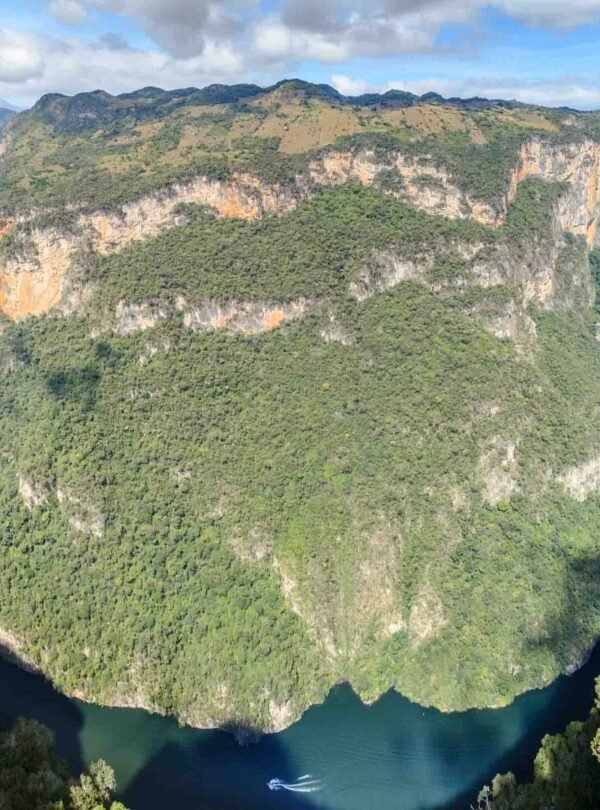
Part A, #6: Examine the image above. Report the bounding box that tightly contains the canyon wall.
[1,137,600,322]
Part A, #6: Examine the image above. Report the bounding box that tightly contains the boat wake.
[268,774,324,793]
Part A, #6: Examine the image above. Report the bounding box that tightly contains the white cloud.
[0,30,45,84]
[47,0,255,58]
[499,0,600,27]
[252,11,441,64]
[330,74,370,95]
[263,0,600,65]
[1,2,599,108]
[48,0,89,25]
[0,28,248,106]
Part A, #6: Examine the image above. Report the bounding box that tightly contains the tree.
[69,760,124,810]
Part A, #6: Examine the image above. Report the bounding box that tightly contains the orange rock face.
[0,231,73,320]
[261,309,286,331]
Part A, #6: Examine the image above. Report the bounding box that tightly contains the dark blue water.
[1,646,598,810]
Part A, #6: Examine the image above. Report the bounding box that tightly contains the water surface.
[1,647,598,810]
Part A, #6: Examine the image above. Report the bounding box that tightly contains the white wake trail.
[268,775,325,793]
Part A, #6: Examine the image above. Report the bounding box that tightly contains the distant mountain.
[27,78,537,136]
[0,108,16,131]
[0,98,24,112]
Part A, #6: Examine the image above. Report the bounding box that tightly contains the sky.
[1,0,600,109]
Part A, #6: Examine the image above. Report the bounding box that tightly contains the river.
[1,646,599,810]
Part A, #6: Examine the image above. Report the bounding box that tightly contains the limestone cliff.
[1,136,600,322]
[84,173,299,254]
[0,228,81,319]
[182,298,314,335]
[96,297,316,337]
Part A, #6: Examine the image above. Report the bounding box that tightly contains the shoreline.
[0,630,597,739]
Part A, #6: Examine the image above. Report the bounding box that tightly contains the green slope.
[1,158,599,729]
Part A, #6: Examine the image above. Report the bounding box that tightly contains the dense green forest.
[1,177,599,728]
[0,81,600,737]
[0,717,126,810]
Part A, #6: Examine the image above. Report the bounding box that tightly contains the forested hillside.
[0,80,600,734]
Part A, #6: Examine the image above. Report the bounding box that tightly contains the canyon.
[1,136,600,324]
[1,85,600,743]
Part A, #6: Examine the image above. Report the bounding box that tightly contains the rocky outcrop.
[477,437,520,505]
[0,228,82,320]
[56,487,105,538]
[474,298,538,352]
[350,252,433,301]
[2,136,600,321]
[312,138,600,243]
[515,139,600,247]
[138,338,172,366]
[183,298,314,335]
[0,627,40,674]
[558,454,600,502]
[351,213,594,316]
[84,173,299,255]
[18,475,52,509]
[408,582,446,647]
[309,150,504,225]
[110,301,170,336]
[93,296,316,339]
[320,316,355,346]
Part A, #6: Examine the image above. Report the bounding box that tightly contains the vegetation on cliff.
[0,82,599,733]
[0,78,590,214]
[477,679,600,810]
[0,717,126,810]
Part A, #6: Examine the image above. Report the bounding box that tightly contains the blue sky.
[2,0,600,108]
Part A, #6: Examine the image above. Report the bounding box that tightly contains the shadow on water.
[3,549,600,810]
[0,651,322,810]
[0,651,84,776]
[122,722,323,810]
[430,548,600,810]
[429,650,600,810]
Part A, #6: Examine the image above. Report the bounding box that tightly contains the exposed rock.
[558,454,600,502]
[475,299,538,352]
[0,229,78,320]
[56,487,105,537]
[0,627,40,674]
[18,474,51,509]
[355,521,405,644]
[351,215,592,313]
[183,298,313,334]
[138,338,172,365]
[516,138,600,247]
[310,149,505,224]
[477,438,520,505]
[350,251,432,301]
[319,317,355,346]
[112,301,170,336]
[2,136,600,322]
[267,697,295,732]
[230,526,273,563]
[408,582,446,647]
[273,557,339,659]
[84,173,299,255]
